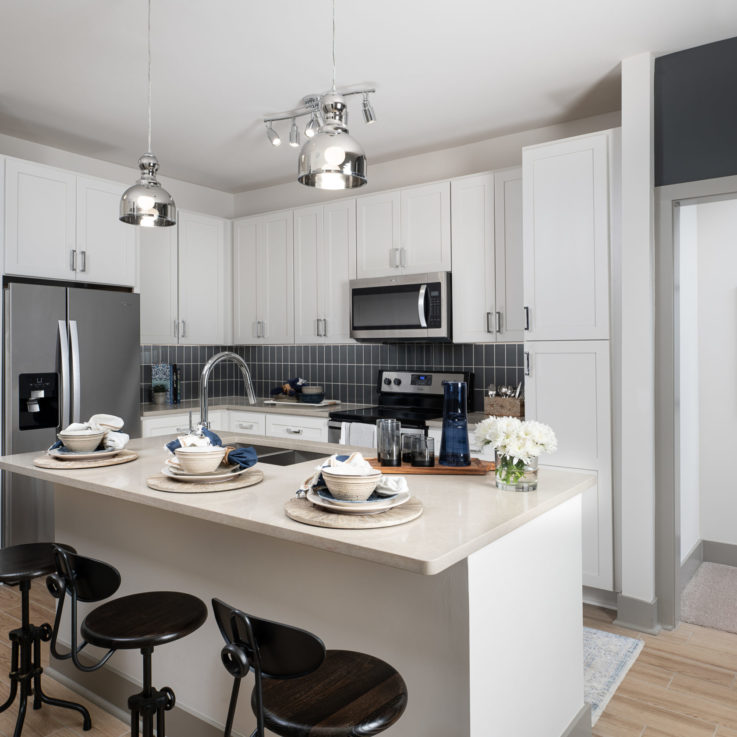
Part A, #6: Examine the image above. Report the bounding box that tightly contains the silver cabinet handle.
[175,426,191,433]
[286,428,303,435]
[180,320,186,338]
[70,250,77,272]
[174,319,179,338]
[496,311,502,333]
[486,312,494,333]
[321,318,327,337]
[58,320,71,428]
[260,321,266,338]
[69,320,81,423]
[524,351,531,376]
[390,248,400,268]
[524,306,530,331]
[238,422,255,429]
[79,250,87,272]
[400,247,406,268]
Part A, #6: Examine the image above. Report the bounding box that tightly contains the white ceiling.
[1,0,736,193]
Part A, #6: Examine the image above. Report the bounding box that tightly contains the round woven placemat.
[33,449,138,470]
[285,497,423,529]
[146,468,264,493]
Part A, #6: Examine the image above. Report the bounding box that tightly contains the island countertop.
[0,434,594,575]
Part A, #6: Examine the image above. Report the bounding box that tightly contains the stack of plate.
[162,457,250,484]
[306,487,411,515]
[48,447,123,461]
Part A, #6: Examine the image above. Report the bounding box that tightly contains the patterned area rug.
[681,562,737,633]
[584,627,644,725]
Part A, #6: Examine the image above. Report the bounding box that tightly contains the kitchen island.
[0,435,594,737]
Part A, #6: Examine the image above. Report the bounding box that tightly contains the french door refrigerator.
[2,281,141,547]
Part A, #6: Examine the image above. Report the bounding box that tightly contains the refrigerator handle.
[58,320,71,428]
[69,320,81,423]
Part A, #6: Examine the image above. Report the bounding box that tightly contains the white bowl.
[174,446,226,474]
[321,468,381,502]
[58,431,105,452]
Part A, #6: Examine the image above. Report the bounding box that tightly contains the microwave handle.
[417,284,428,328]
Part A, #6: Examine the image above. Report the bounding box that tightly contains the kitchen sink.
[233,443,325,467]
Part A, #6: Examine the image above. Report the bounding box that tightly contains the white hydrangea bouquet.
[475,416,557,490]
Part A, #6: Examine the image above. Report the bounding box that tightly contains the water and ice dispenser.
[18,373,59,431]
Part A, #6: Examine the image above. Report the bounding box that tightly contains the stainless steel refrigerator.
[2,281,141,546]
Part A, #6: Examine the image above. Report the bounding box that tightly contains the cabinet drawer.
[230,411,266,435]
[265,414,328,442]
[141,413,191,438]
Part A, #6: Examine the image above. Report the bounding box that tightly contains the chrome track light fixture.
[120,0,176,227]
[263,0,376,189]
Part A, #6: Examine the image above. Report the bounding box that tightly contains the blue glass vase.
[439,381,470,466]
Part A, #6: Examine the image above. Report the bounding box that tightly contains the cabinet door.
[320,200,356,343]
[524,340,612,590]
[265,414,328,443]
[257,211,294,344]
[356,190,400,277]
[139,227,178,343]
[233,218,260,342]
[522,132,611,340]
[494,168,524,341]
[76,176,137,286]
[5,158,76,280]
[451,174,495,343]
[178,211,231,345]
[293,206,323,343]
[401,181,451,273]
[141,413,191,438]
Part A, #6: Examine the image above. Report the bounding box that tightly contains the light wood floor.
[586,603,737,737]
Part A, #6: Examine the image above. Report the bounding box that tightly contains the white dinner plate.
[161,466,251,483]
[306,488,411,515]
[48,447,122,461]
[165,458,240,478]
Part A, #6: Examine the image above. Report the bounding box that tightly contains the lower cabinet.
[141,410,228,438]
[265,414,328,443]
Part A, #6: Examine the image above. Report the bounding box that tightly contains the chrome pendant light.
[297,0,367,190]
[120,0,176,227]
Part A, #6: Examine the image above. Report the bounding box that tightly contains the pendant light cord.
[147,0,152,153]
[331,0,336,92]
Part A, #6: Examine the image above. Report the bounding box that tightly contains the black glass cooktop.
[329,406,441,428]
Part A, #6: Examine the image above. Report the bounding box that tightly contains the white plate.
[164,458,239,477]
[306,488,410,515]
[161,466,252,483]
[48,447,122,460]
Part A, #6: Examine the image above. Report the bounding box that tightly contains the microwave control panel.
[428,283,442,327]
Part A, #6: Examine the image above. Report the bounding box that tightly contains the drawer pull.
[175,426,190,433]
[238,422,255,429]
[286,428,303,435]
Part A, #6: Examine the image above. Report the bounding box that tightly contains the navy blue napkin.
[270,377,306,396]
[166,428,258,470]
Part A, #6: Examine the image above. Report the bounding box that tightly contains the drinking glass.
[376,419,401,467]
[412,436,435,467]
[401,434,419,464]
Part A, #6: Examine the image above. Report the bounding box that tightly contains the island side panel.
[51,484,471,737]
[467,494,586,737]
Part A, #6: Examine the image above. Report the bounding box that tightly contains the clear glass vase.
[494,451,538,491]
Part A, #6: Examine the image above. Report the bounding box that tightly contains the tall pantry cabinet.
[522,129,619,591]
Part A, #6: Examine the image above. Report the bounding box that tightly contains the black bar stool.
[0,542,91,737]
[212,598,408,737]
[47,546,207,737]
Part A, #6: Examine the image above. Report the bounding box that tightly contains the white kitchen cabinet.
[178,210,231,345]
[523,340,613,590]
[4,158,136,286]
[451,169,523,344]
[76,176,137,286]
[522,131,615,341]
[229,410,266,436]
[265,414,328,443]
[233,210,294,344]
[356,181,450,278]
[294,200,356,343]
[141,409,228,438]
[139,226,178,343]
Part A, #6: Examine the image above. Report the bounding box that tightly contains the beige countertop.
[0,434,593,576]
[141,396,372,418]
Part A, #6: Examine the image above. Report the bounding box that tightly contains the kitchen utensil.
[486,384,497,398]
[515,381,522,398]
[376,419,401,467]
[321,468,382,501]
[412,436,435,467]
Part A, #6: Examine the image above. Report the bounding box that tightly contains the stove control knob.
[393,378,402,386]
[383,378,391,385]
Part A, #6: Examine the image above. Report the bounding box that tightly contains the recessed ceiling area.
[0,0,736,193]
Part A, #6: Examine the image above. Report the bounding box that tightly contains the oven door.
[350,272,450,341]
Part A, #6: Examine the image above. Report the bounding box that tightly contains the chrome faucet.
[200,351,256,428]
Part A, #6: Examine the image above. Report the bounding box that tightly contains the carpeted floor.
[583,626,644,725]
[681,561,737,633]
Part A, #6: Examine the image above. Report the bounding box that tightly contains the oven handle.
[418,284,428,329]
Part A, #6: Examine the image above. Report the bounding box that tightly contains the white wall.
[233,111,621,217]
[0,132,234,219]
[697,197,737,545]
[679,204,700,562]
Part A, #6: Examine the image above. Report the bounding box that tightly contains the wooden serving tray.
[34,450,138,470]
[285,497,423,529]
[365,458,493,475]
[146,468,264,493]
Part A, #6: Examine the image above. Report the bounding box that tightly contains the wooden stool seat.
[255,650,407,737]
[0,542,73,584]
[81,591,207,650]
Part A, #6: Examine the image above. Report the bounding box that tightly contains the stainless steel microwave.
[349,272,451,341]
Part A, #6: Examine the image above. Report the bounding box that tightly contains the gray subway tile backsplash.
[140,342,523,411]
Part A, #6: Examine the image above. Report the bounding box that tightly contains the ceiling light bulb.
[289,119,300,147]
[362,93,376,124]
[266,123,281,146]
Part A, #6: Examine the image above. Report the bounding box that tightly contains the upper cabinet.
[356,181,450,278]
[451,169,523,343]
[4,158,136,286]
[139,226,178,344]
[294,200,356,344]
[522,131,614,341]
[233,210,294,344]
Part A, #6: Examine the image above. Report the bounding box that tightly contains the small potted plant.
[151,385,168,406]
[475,416,557,491]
